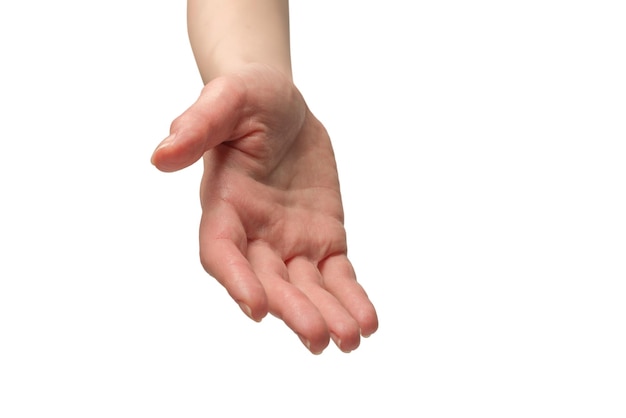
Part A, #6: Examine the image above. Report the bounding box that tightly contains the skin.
[151,1,378,354]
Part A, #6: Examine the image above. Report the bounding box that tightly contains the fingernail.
[330,333,342,349]
[330,333,352,353]
[157,132,178,149]
[298,335,322,354]
[238,302,253,320]
[157,132,177,150]
[298,335,311,350]
[361,327,375,338]
[151,133,178,165]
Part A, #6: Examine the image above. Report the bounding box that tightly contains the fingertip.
[360,312,379,338]
[238,299,268,323]
[330,319,362,353]
[298,317,331,354]
[233,279,269,322]
[331,332,358,353]
[151,130,207,172]
[151,133,177,167]
[299,333,329,355]
[237,301,255,321]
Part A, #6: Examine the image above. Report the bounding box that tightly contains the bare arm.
[187,0,292,82]
[153,1,378,354]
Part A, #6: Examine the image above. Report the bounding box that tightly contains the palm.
[153,64,377,353]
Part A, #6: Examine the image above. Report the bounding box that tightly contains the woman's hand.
[152,64,378,353]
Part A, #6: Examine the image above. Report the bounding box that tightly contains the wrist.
[187,0,292,83]
[202,47,292,83]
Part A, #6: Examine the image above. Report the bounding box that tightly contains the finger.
[318,254,379,338]
[199,206,268,322]
[287,256,361,353]
[247,242,330,354]
[151,76,247,172]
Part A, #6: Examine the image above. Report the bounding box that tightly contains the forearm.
[187,0,292,83]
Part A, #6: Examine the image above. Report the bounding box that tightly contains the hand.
[151,64,378,353]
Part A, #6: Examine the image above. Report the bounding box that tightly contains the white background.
[1,1,625,417]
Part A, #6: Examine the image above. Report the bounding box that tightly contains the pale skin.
[151,0,378,354]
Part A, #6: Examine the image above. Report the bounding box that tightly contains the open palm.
[152,64,377,353]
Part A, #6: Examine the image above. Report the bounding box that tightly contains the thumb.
[151,77,246,172]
